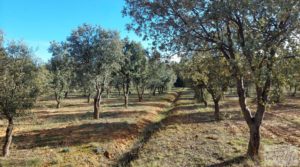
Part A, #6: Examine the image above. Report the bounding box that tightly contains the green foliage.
[124,0,300,96]
[67,24,123,92]
[119,39,148,96]
[147,54,176,93]
[196,53,230,100]
[0,41,39,119]
[34,65,52,96]
[48,41,72,106]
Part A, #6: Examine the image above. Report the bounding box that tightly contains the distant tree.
[177,58,208,105]
[0,41,39,157]
[0,31,6,75]
[48,41,72,108]
[111,73,123,96]
[148,56,176,96]
[124,0,300,158]
[68,24,123,119]
[147,55,162,96]
[119,39,147,107]
[34,65,52,98]
[132,51,148,102]
[185,52,231,120]
[285,56,300,97]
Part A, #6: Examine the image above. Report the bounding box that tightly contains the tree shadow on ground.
[105,101,172,108]
[163,111,215,125]
[38,110,148,123]
[206,155,247,167]
[7,122,139,149]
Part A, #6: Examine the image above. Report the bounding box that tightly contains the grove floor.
[0,88,299,167]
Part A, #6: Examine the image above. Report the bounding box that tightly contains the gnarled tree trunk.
[124,94,129,108]
[94,88,101,119]
[55,93,61,109]
[87,93,91,103]
[106,89,110,99]
[64,91,68,98]
[248,123,260,158]
[56,101,61,109]
[213,99,220,121]
[236,75,269,159]
[117,87,121,96]
[208,89,222,121]
[292,85,297,97]
[136,85,145,102]
[3,117,13,157]
[152,87,156,96]
[123,82,130,108]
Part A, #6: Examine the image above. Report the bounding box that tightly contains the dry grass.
[0,91,178,167]
[0,89,299,167]
[129,90,300,167]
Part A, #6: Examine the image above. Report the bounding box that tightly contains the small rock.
[104,151,111,159]
[195,135,198,138]
[92,147,103,154]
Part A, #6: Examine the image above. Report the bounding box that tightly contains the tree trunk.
[87,93,91,103]
[55,93,61,109]
[152,87,156,96]
[117,87,121,96]
[64,91,68,98]
[56,101,61,109]
[292,85,297,97]
[124,94,129,108]
[94,89,101,119]
[138,94,143,102]
[106,89,110,99]
[203,100,208,107]
[136,86,144,102]
[213,99,220,121]
[3,118,13,157]
[235,75,268,159]
[247,124,260,159]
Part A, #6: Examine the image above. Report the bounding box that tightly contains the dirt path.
[115,89,184,166]
[120,90,300,167]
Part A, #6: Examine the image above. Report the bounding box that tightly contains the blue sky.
[0,0,148,62]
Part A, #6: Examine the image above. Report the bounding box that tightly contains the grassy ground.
[0,88,299,166]
[128,89,300,167]
[0,90,178,166]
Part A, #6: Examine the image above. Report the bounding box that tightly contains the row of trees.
[178,50,300,122]
[0,26,176,156]
[123,0,300,159]
[47,24,176,118]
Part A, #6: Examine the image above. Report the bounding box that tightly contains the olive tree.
[119,39,148,106]
[124,0,300,158]
[147,55,176,96]
[286,56,300,97]
[184,52,231,120]
[48,41,72,108]
[68,24,123,119]
[0,41,39,157]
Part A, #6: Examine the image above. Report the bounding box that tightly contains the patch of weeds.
[0,158,43,167]
[92,147,104,154]
[261,138,276,145]
[25,158,43,167]
[61,147,71,153]
[49,154,64,165]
